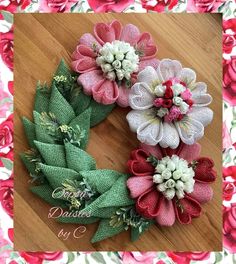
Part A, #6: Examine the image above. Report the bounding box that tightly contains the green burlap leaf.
[22,117,36,148]
[91,219,126,243]
[58,216,99,225]
[49,84,76,125]
[33,111,55,144]
[131,221,153,242]
[34,82,50,113]
[65,143,96,172]
[34,141,66,167]
[98,175,134,208]
[20,153,37,175]
[90,100,115,127]
[31,184,67,207]
[69,107,91,150]
[53,59,71,80]
[39,163,80,189]
[80,170,123,194]
[74,92,91,116]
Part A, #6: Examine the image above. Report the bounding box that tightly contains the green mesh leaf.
[98,175,134,208]
[65,143,96,172]
[74,92,91,116]
[31,184,67,207]
[58,216,99,225]
[34,82,50,113]
[34,141,66,167]
[91,218,125,243]
[33,111,55,144]
[49,84,75,125]
[69,107,91,150]
[39,163,80,189]
[80,170,122,194]
[90,100,115,127]
[20,152,37,175]
[22,117,36,148]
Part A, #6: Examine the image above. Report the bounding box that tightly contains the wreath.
[20,20,216,243]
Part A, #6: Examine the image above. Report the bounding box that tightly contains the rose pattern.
[223,122,232,150]
[0,30,13,71]
[88,0,134,12]
[72,20,158,107]
[187,0,225,12]
[20,252,62,264]
[224,204,236,253]
[223,19,236,54]
[167,252,210,264]
[141,0,178,12]
[119,252,157,264]
[0,175,13,217]
[223,57,236,106]
[39,0,78,12]
[0,0,30,13]
[0,113,13,150]
[127,143,216,225]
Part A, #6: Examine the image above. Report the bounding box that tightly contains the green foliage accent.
[34,82,50,113]
[147,154,159,167]
[22,117,36,148]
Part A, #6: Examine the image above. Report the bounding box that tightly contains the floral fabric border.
[0,0,235,263]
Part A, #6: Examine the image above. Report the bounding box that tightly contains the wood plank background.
[14,13,222,251]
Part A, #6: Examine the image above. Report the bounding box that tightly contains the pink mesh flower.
[127,143,216,226]
[72,20,158,107]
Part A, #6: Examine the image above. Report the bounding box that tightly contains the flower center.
[96,40,139,82]
[152,155,195,200]
[153,80,193,122]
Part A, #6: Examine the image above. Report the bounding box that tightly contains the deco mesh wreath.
[20,20,216,243]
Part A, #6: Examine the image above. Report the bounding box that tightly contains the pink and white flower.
[88,0,134,12]
[72,20,158,107]
[126,59,213,149]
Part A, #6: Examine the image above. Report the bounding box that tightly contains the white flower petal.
[190,82,207,93]
[129,83,155,110]
[188,107,213,127]
[159,122,180,149]
[178,68,196,85]
[126,109,156,132]
[192,94,212,107]
[137,66,159,86]
[137,118,163,145]
[158,59,182,82]
[175,116,204,145]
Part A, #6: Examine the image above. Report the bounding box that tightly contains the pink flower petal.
[116,85,130,107]
[79,33,102,50]
[155,198,176,226]
[120,23,140,46]
[139,58,160,71]
[178,143,201,163]
[78,70,104,95]
[127,176,154,198]
[137,32,157,59]
[92,79,119,104]
[188,182,213,204]
[140,143,163,160]
[94,20,122,45]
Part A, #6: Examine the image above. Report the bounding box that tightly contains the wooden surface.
[14,13,222,251]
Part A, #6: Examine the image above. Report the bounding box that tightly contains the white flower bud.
[96,56,104,66]
[153,174,163,184]
[173,170,182,180]
[106,71,116,81]
[112,60,122,69]
[155,164,166,173]
[164,179,176,188]
[167,160,176,171]
[115,52,125,61]
[164,188,175,200]
[116,69,124,81]
[175,180,184,190]
[157,183,166,192]
[176,189,185,199]
[181,173,190,182]
[179,102,189,114]
[172,83,185,96]
[162,168,172,180]
[157,108,168,118]
[102,63,112,73]
[155,84,166,96]
[104,52,114,63]
[173,96,183,106]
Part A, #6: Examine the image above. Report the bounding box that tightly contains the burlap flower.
[126,59,213,149]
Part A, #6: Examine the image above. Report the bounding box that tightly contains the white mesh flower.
[126,59,213,149]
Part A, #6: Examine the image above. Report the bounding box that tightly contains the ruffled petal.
[140,143,163,160]
[136,32,157,59]
[94,20,122,45]
[127,176,154,198]
[139,58,160,72]
[137,118,163,146]
[116,85,130,107]
[136,188,161,218]
[194,157,216,183]
[126,109,156,132]
[120,23,140,46]
[188,107,213,127]
[79,33,102,50]
[155,198,175,226]
[174,196,202,224]
[192,94,213,107]
[158,59,182,82]
[159,122,180,149]
[78,70,104,95]
[178,143,201,163]
[175,116,204,145]
[129,82,155,110]
[137,66,159,87]
[188,182,213,204]
[92,79,119,105]
[178,68,196,86]
[190,81,207,93]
